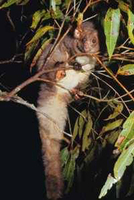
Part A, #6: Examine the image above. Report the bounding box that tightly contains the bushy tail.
[40,127,63,200]
[37,88,68,199]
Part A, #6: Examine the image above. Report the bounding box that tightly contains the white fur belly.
[38,95,68,131]
[57,65,93,92]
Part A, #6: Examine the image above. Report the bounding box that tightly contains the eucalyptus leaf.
[26,26,54,46]
[54,6,63,19]
[41,12,51,21]
[100,119,123,135]
[105,103,123,120]
[104,8,121,60]
[114,142,134,180]
[78,110,87,138]
[115,111,134,151]
[0,0,17,8]
[30,38,52,68]
[63,146,79,193]
[82,113,92,152]
[31,10,46,30]
[127,9,134,45]
[50,0,56,11]
[61,147,70,167]
[72,117,79,142]
[62,0,71,8]
[25,41,39,62]
[116,0,130,13]
[105,130,121,145]
[84,143,96,164]
[63,155,75,193]
[99,174,117,199]
[72,110,87,142]
[55,0,61,5]
[117,64,134,76]
[16,0,29,5]
[25,29,53,62]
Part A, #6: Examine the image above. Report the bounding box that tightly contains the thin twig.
[83,14,98,22]
[4,65,73,100]
[82,0,102,14]
[0,54,23,64]
[7,10,15,31]
[91,72,130,113]
[81,93,133,103]
[1,93,72,138]
[95,56,134,102]
[47,1,72,60]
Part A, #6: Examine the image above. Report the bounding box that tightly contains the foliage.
[0,0,134,200]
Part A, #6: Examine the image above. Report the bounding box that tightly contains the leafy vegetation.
[0,0,134,200]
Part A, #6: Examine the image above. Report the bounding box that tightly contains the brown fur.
[36,21,100,199]
[37,21,99,71]
[37,84,70,199]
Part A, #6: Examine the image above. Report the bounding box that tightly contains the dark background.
[0,3,47,200]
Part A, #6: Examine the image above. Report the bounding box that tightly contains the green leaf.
[104,8,121,60]
[25,26,53,62]
[72,110,87,142]
[27,26,54,46]
[0,0,17,8]
[99,142,134,199]
[78,110,87,138]
[41,12,52,22]
[114,142,134,180]
[100,119,123,135]
[72,117,79,142]
[62,0,71,9]
[99,174,117,199]
[31,10,46,30]
[30,38,52,68]
[63,155,75,193]
[16,0,29,5]
[117,64,134,76]
[76,12,83,25]
[61,147,70,167]
[63,146,79,193]
[105,130,121,145]
[115,111,134,150]
[54,6,63,19]
[82,112,93,152]
[84,142,97,164]
[105,103,123,120]
[55,0,61,5]
[127,9,134,45]
[25,40,39,62]
[116,0,130,13]
[50,0,56,11]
